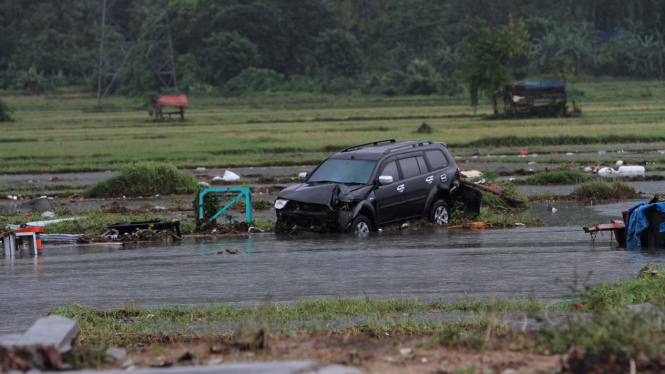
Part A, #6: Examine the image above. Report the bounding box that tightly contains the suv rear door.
[374,157,406,223]
[424,148,454,190]
[397,153,430,218]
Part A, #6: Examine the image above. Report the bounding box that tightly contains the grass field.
[3,78,665,174]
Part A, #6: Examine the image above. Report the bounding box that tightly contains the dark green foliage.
[192,186,219,221]
[314,29,364,79]
[202,32,260,85]
[86,162,198,198]
[0,99,15,122]
[223,68,285,96]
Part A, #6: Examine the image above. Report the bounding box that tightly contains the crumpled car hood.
[278,183,373,206]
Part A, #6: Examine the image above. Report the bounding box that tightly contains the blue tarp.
[625,201,665,248]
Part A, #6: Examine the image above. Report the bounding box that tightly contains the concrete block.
[105,347,127,361]
[19,315,79,353]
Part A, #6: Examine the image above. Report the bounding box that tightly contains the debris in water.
[217,249,240,255]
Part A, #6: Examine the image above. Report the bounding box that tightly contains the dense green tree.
[314,29,364,78]
[461,16,532,116]
[200,32,260,85]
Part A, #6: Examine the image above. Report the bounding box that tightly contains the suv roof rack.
[341,139,396,152]
[384,141,434,154]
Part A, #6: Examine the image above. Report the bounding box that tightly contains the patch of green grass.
[571,180,639,201]
[522,170,587,185]
[86,162,198,198]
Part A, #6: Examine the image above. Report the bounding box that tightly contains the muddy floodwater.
[2,203,665,333]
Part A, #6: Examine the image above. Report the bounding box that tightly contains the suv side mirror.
[378,175,393,185]
[299,172,309,182]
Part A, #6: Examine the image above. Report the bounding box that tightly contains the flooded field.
[2,201,663,334]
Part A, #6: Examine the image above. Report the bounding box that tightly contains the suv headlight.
[274,199,289,210]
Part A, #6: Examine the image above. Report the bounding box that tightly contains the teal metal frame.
[198,187,252,228]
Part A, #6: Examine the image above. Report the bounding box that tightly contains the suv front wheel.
[349,215,371,234]
[430,200,450,226]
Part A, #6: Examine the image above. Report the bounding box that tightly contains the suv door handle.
[396,184,405,193]
[425,176,434,184]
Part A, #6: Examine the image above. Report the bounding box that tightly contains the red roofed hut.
[155,94,188,120]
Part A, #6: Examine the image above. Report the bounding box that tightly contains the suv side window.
[399,157,420,179]
[380,161,399,181]
[425,150,449,170]
[416,156,428,173]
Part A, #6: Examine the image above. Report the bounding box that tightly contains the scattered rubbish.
[508,177,515,182]
[104,347,127,362]
[597,165,645,177]
[583,166,592,173]
[549,205,558,213]
[598,150,606,155]
[625,199,665,248]
[41,234,91,244]
[461,170,483,178]
[583,220,626,247]
[102,220,181,239]
[527,161,536,165]
[514,223,525,226]
[198,181,211,187]
[566,152,574,156]
[6,217,85,231]
[618,165,645,176]
[0,315,79,371]
[460,180,526,206]
[399,348,412,356]
[400,223,410,230]
[212,176,224,182]
[616,160,624,166]
[41,211,55,218]
[474,178,486,185]
[6,195,17,200]
[222,170,241,182]
[639,264,661,278]
[217,249,239,255]
[449,221,493,230]
[518,151,529,156]
[196,167,206,171]
[248,226,264,233]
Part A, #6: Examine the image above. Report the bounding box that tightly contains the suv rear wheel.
[349,215,371,234]
[430,200,449,226]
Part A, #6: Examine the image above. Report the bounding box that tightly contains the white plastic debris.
[41,211,55,218]
[199,182,211,187]
[461,170,483,178]
[212,176,224,182]
[616,160,624,166]
[527,161,536,165]
[248,227,264,233]
[222,170,241,182]
[474,179,486,185]
[618,165,645,176]
[597,167,618,175]
[196,167,206,171]
[566,152,574,156]
[583,166,592,173]
[514,223,525,226]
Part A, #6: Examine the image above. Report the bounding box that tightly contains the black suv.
[274,139,480,234]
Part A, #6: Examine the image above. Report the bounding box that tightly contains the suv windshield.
[308,159,377,184]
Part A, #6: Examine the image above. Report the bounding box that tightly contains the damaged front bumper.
[275,203,353,233]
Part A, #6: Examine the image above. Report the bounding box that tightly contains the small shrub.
[86,162,198,198]
[192,185,219,221]
[0,99,15,122]
[223,68,284,96]
[571,180,638,201]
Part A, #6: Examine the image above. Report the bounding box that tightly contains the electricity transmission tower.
[96,0,178,108]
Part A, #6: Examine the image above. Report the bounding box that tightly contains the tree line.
[2,0,665,98]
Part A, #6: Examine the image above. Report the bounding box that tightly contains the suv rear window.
[425,150,449,170]
[399,157,420,179]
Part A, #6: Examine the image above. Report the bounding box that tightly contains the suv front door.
[374,158,406,224]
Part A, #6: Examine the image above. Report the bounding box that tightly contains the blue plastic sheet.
[625,201,665,248]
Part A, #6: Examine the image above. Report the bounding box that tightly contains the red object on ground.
[574,303,588,309]
[518,150,529,155]
[23,213,32,217]
[156,94,188,107]
[583,220,627,247]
